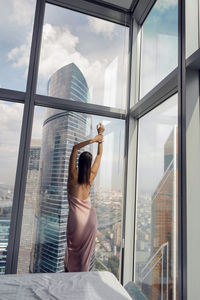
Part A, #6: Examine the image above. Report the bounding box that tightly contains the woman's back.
[66,177,97,272]
[65,123,104,272]
[68,177,90,200]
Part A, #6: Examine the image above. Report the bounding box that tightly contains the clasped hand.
[97,123,105,134]
[93,123,105,143]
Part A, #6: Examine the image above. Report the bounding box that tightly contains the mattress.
[0,271,132,300]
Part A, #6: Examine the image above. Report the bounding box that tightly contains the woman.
[64,123,105,272]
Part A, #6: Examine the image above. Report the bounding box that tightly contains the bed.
[0,271,132,300]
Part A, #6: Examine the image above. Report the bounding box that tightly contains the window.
[140,0,178,99]
[185,0,199,58]
[18,106,125,278]
[134,94,178,299]
[1,1,194,295]
[0,0,35,91]
[36,3,129,109]
[0,101,23,274]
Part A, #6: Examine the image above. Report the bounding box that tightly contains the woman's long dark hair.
[78,151,92,185]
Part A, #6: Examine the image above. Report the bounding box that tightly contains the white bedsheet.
[0,271,132,300]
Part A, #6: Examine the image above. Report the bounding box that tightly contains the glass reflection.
[140,0,178,99]
[0,0,35,91]
[0,101,23,274]
[36,3,129,109]
[18,104,125,277]
[134,94,178,299]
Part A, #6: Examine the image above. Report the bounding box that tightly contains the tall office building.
[17,139,41,273]
[33,63,92,272]
[0,198,12,274]
[141,127,178,299]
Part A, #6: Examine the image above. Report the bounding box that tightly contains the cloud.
[38,24,79,77]
[0,102,23,185]
[7,34,32,68]
[155,0,177,11]
[0,102,23,132]
[39,24,105,90]
[7,23,105,93]
[140,33,178,98]
[7,19,127,108]
[87,16,115,38]
[9,0,35,26]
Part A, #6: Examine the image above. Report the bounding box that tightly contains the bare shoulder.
[68,181,91,200]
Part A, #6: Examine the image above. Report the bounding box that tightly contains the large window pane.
[140,0,178,99]
[18,106,125,278]
[0,100,23,274]
[134,94,178,299]
[185,0,199,58]
[0,0,35,91]
[36,4,129,109]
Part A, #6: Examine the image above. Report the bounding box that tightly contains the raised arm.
[90,123,105,184]
[68,135,103,180]
[68,139,93,180]
[90,141,103,184]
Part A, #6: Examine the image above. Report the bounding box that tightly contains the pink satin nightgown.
[64,193,97,272]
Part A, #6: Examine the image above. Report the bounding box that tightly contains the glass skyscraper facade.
[0,202,11,274]
[33,63,91,272]
[17,140,41,274]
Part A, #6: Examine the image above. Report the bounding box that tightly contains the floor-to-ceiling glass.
[0,0,35,91]
[140,0,178,99]
[0,101,23,274]
[134,94,178,299]
[36,3,129,110]
[18,105,125,279]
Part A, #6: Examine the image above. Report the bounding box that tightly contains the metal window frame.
[130,68,178,118]
[0,0,193,296]
[124,0,187,298]
[120,14,134,285]
[5,0,46,274]
[46,0,131,26]
[35,94,126,119]
[3,0,129,275]
[123,15,141,286]
[178,0,187,299]
[0,89,25,103]
[132,0,157,24]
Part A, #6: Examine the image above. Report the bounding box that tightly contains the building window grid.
[0,0,188,294]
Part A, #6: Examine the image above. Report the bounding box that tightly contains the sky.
[136,0,178,194]
[137,93,178,196]
[0,101,23,186]
[0,0,36,90]
[0,0,178,193]
[0,0,128,188]
[36,4,129,109]
[140,0,178,98]
[0,0,129,109]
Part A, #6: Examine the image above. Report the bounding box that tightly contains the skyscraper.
[140,127,178,299]
[17,139,41,273]
[0,198,12,274]
[33,63,91,272]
